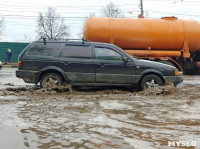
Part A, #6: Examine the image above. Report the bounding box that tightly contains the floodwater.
[0,68,199,149]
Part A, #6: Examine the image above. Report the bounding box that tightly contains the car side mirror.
[122,56,129,63]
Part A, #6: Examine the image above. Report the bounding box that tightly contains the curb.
[2,63,18,68]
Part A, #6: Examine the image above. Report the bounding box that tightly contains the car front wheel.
[140,74,163,90]
[40,73,63,89]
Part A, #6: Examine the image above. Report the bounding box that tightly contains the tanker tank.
[83,17,200,58]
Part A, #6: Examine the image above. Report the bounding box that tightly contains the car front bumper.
[16,70,40,83]
[163,75,183,86]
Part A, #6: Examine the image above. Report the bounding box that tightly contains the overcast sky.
[0,0,200,42]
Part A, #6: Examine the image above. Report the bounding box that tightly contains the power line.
[5,22,81,28]
[2,14,87,19]
[0,3,138,8]
[151,1,179,10]
[0,6,139,13]
[141,0,182,2]
[1,2,200,24]
[142,0,200,2]
[177,0,200,2]
[3,11,200,20]
[0,7,139,13]
[148,10,200,17]
[5,20,82,25]
[0,6,138,13]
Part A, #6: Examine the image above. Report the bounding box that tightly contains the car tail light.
[18,61,22,67]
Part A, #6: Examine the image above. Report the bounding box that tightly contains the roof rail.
[38,38,91,45]
[65,39,81,41]
[65,38,90,44]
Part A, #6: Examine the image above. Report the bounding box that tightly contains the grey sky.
[0,0,199,42]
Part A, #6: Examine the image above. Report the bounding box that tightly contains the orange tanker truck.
[83,17,200,74]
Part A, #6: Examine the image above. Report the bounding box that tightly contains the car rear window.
[59,45,92,59]
[26,43,61,57]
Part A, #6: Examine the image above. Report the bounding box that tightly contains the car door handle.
[61,62,69,65]
[98,64,106,67]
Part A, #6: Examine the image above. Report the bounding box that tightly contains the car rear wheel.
[40,73,63,89]
[140,74,163,90]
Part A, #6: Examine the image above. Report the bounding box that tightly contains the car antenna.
[82,38,85,44]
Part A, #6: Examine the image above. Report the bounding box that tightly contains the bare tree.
[36,7,70,40]
[0,17,5,39]
[77,12,96,39]
[101,2,124,18]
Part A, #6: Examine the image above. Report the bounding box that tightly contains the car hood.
[134,59,176,69]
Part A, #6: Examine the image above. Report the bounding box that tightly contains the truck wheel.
[140,74,163,90]
[40,73,63,89]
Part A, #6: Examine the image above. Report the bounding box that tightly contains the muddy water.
[0,68,200,149]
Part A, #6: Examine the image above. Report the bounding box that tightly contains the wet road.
[0,68,200,149]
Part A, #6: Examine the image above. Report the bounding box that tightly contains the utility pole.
[138,0,144,18]
[140,0,144,16]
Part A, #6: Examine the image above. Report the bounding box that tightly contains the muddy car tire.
[40,73,63,89]
[140,74,163,90]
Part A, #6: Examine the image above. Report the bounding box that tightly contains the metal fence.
[0,42,29,62]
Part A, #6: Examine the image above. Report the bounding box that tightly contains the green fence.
[0,42,29,63]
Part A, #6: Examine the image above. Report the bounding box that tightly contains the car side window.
[59,45,92,59]
[26,43,61,57]
[95,47,123,61]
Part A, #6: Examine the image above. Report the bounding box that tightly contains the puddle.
[0,68,199,148]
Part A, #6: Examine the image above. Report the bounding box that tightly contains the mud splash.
[138,84,178,96]
[1,83,200,102]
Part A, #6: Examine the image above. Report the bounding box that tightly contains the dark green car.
[16,40,183,90]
